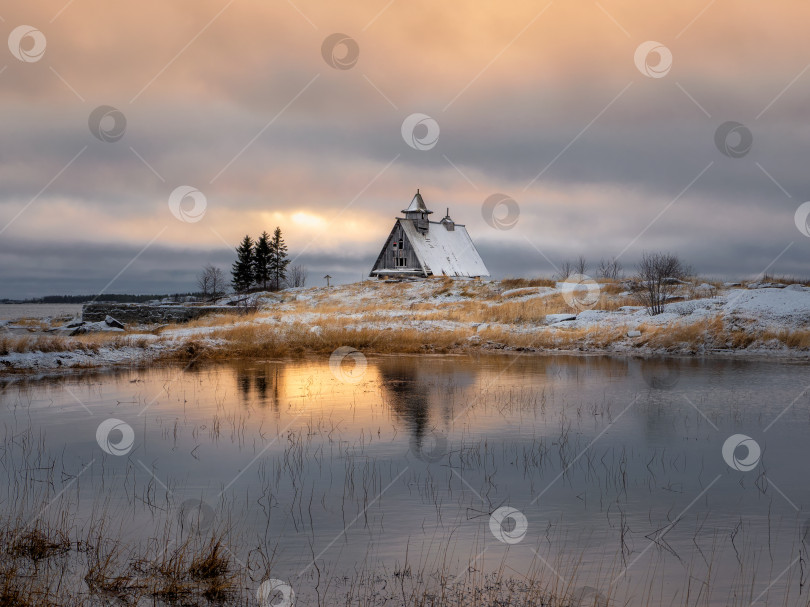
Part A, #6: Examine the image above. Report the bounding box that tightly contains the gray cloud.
[1,2,809,297]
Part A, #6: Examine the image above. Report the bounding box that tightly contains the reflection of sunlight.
[235,360,383,412]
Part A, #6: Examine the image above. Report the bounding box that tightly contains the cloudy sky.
[1,1,808,297]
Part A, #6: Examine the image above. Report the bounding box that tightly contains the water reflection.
[2,353,809,606]
[234,363,283,410]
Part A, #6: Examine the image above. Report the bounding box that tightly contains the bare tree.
[209,266,226,300]
[198,264,226,302]
[197,267,212,301]
[574,255,588,276]
[597,257,623,280]
[634,252,688,315]
[286,264,308,288]
[555,260,573,281]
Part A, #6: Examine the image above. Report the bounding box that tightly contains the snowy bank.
[1,279,809,374]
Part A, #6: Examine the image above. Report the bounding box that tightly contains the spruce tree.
[269,227,290,291]
[231,235,255,293]
[253,231,271,291]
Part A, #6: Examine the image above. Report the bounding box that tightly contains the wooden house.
[370,190,489,279]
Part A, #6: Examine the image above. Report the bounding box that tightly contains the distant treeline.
[1,293,199,304]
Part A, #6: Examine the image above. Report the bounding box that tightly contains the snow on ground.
[0,346,158,372]
[2,280,809,375]
[723,287,810,324]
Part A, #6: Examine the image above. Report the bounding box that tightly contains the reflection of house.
[370,190,489,279]
[378,364,432,441]
[377,358,479,446]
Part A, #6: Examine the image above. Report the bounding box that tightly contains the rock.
[724,282,741,287]
[476,323,489,333]
[83,303,222,326]
[65,319,85,328]
[575,310,608,321]
[105,315,125,329]
[627,330,642,338]
[69,326,88,336]
[785,283,806,291]
[546,313,577,324]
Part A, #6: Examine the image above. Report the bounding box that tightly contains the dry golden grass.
[759,273,810,287]
[761,329,810,349]
[501,277,556,289]
[636,316,725,351]
[161,310,258,330]
[478,323,631,350]
[6,318,52,330]
[160,322,475,362]
[0,335,90,355]
[3,279,808,367]
[0,332,160,355]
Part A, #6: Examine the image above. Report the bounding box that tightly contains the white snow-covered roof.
[398,219,489,277]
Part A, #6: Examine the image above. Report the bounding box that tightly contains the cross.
[323,274,332,287]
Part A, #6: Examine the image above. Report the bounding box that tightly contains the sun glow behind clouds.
[292,211,326,229]
[1,0,809,296]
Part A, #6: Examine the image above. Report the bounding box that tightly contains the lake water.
[0,303,83,321]
[2,353,809,606]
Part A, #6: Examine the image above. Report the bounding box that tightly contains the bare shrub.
[286,264,308,288]
[574,255,588,276]
[197,265,226,302]
[597,258,623,280]
[555,260,573,281]
[634,252,689,315]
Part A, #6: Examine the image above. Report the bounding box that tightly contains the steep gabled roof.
[398,219,489,277]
